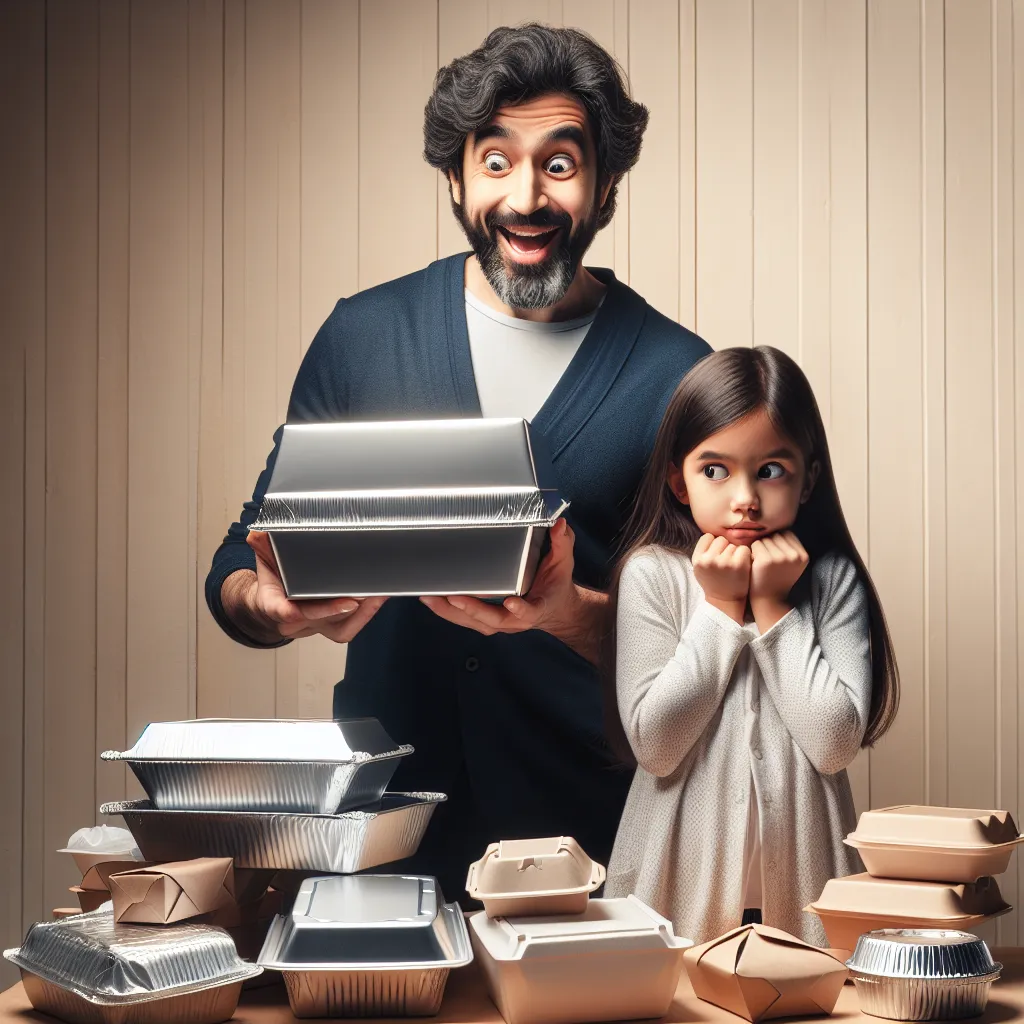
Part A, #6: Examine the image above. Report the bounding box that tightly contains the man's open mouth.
[497,225,561,255]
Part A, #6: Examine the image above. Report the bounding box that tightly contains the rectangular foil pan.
[3,909,262,1006]
[100,792,445,873]
[259,902,472,1018]
[101,718,412,814]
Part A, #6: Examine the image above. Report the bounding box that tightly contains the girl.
[603,346,899,946]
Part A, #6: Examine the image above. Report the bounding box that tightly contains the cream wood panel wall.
[1,0,1022,982]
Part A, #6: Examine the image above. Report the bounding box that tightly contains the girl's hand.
[692,533,751,624]
[749,531,809,630]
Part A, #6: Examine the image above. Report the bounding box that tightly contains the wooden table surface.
[2,948,1023,1023]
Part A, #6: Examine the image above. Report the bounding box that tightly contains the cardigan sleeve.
[616,550,750,778]
[748,551,872,775]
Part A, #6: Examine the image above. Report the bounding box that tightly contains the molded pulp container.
[845,805,1024,883]
[466,836,605,918]
[469,895,692,1024]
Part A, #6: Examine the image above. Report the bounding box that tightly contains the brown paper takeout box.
[108,857,236,925]
[684,923,849,1022]
[70,887,111,914]
[79,860,153,891]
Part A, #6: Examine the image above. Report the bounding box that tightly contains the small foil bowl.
[846,929,1002,1020]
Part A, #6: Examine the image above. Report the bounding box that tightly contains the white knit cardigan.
[604,545,870,945]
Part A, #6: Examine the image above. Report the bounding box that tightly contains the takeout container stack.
[806,806,1021,953]
[249,417,568,599]
[464,837,693,1024]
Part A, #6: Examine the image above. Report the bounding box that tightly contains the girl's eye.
[545,154,575,175]
[484,152,511,173]
[702,465,728,481]
[758,462,786,480]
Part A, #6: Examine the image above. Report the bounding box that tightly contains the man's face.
[451,93,609,310]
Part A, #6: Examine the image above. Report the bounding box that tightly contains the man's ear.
[448,170,461,206]
[599,174,616,210]
[800,460,820,504]
[667,463,689,505]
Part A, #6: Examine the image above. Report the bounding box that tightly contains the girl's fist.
[749,531,809,604]
[692,533,752,605]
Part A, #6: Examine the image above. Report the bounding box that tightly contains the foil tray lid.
[849,805,1022,849]
[3,909,261,1004]
[811,873,1009,920]
[846,929,1002,980]
[101,717,403,763]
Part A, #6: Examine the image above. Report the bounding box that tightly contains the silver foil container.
[3,909,261,1022]
[846,930,1002,1021]
[101,718,411,814]
[100,792,445,873]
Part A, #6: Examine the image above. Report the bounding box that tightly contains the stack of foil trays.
[249,417,568,598]
[845,929,1002,1020]
[257,874,473,1017]
[100,719,444,874]
[3,909,262,1024]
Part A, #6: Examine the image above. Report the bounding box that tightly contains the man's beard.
[454,200,600,310]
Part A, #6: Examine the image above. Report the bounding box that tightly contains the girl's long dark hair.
[602,346,900,765]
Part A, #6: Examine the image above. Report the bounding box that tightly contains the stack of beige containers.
[806,806,1023,954]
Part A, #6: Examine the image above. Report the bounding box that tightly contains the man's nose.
[506,162,547,215]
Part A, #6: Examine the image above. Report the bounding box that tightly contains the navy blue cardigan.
[206,253,710,903]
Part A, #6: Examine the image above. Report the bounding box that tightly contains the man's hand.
[692,533,752,624]
[221,531,387,645]
[418,518,606,662]
[749,530,809,631]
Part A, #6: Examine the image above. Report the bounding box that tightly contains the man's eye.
[702,465,728,481]
[758,463,786,480]
[484,152,511,173]
[546,154,575,175]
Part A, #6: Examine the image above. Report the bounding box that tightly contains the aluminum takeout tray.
[846,930,1002,1021]
[250,418,568,599]
[100,792,445,873]
[258,876,473,1018]
[3,909,262,1007]
[101,718,412,814]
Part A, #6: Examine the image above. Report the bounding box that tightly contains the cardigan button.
[752,747,763,760]
[465,657,480,672]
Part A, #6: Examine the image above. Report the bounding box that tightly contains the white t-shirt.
[464,288,603,419]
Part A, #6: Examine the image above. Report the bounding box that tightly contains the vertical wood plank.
[826,0,870,812]
[487,0,563,28]
[612,0,631,286]
[628,0,680,321]
[359,0,439,291]
[45,0,100,915]
[696,0,754,347]
[992,0,1017,946]
[752,0,799,357]
[96,0,130,815]
[127,2,192,747]
[678,0,696,327]
[944,0,996,810]
[0,0,44,981]
[921,0,948,812]
[865,0,925,809]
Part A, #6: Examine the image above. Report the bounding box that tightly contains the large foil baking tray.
[249,418,569,599]
[100,792,445,873]
[100,718,412,814]
[3,908,262,1004]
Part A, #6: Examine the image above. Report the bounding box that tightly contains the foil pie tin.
[101,792,445,873]
[3,908,261,1024]
[258,874,472,1018]
[101,718,411,814]
[846,929,1002,1020]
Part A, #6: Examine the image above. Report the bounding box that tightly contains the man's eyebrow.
[473,123,514,145]
[543,125,586,149]
[471,123,587,149]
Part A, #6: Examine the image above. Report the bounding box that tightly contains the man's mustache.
[485,209,573,233]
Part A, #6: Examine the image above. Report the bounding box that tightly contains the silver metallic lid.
[846,929,1001,980]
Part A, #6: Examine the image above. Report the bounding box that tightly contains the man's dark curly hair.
[423,24,649,230]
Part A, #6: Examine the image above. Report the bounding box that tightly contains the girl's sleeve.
[748,552,872,775]
[617,550,750,778]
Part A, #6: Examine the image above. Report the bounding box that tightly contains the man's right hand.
[220,531,387,645]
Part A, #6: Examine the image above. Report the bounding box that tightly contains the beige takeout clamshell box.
[684,923,848,1023]
[845,805,1024,883]
[108,857,236,925]
[804,872,1011,951]
[466,836,605,917]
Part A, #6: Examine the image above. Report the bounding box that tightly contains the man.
[206,24,710,903]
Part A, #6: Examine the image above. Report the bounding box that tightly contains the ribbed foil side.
[253,490,555,530]
[101,793,444,872]
[850,972,997,1020]
[282,967,450,1018]
[123,754,408,814]
[21,971,243,1024]
[848,930,998,979]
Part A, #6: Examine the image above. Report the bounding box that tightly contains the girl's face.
[667,409,818,547]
